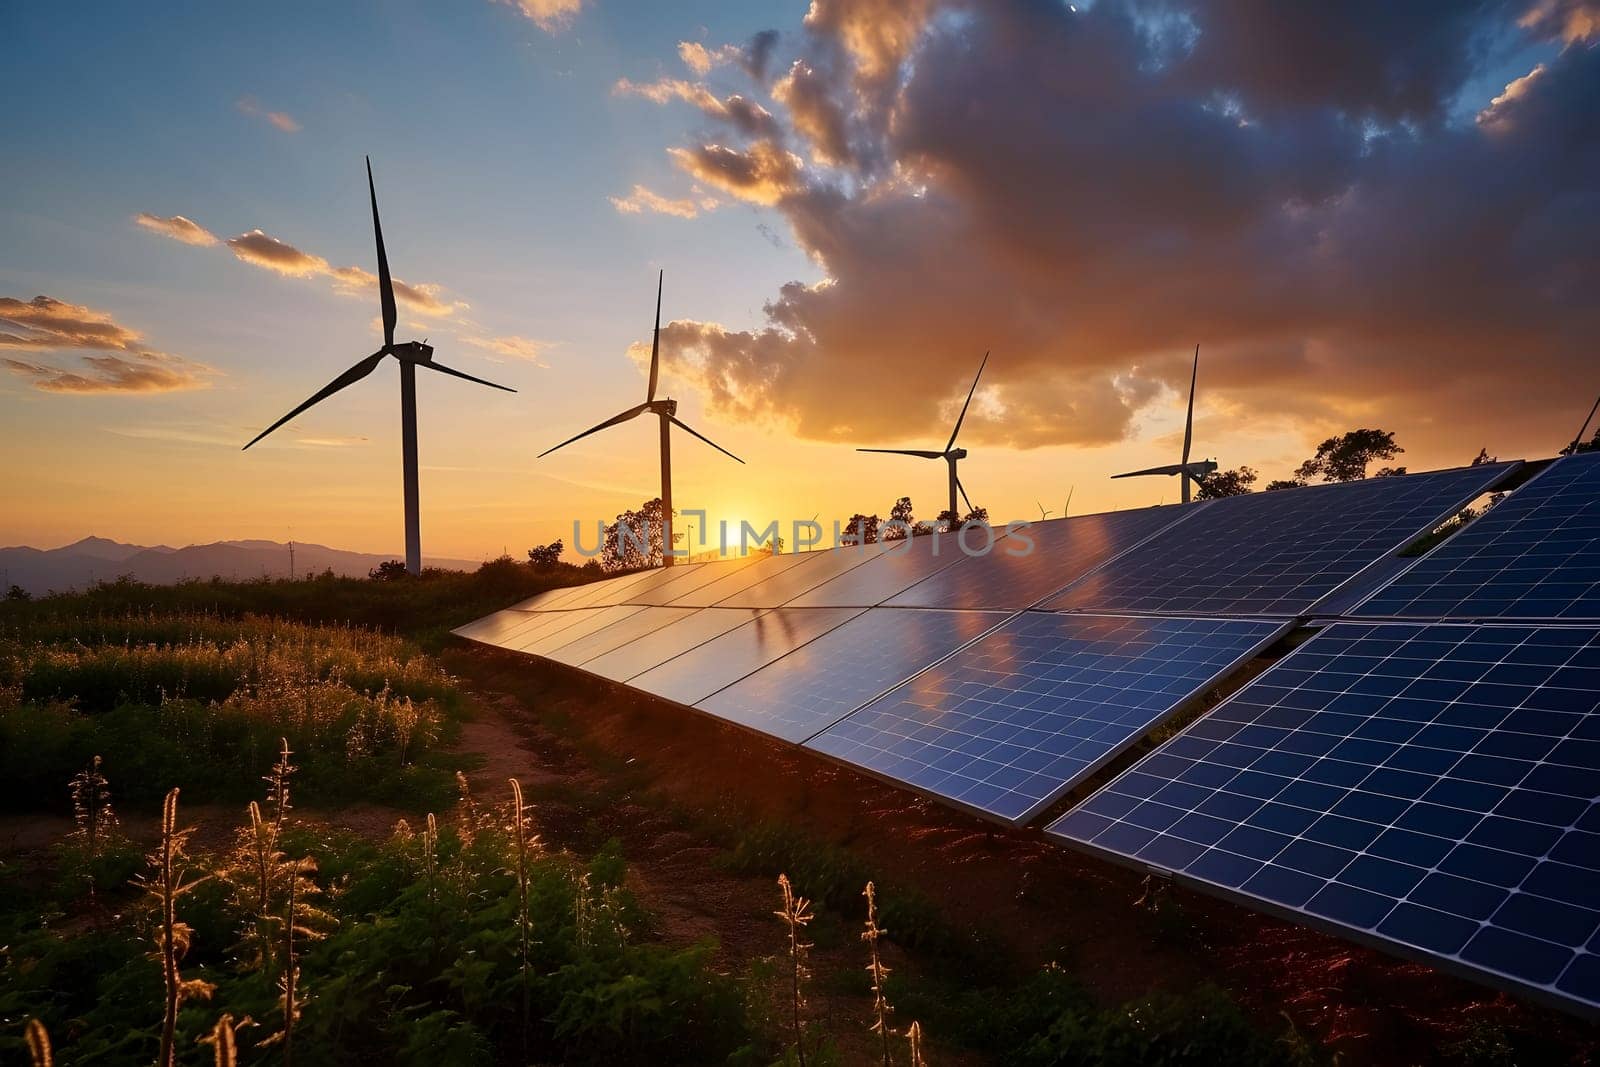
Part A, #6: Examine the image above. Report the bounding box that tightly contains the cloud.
[217,230,463,316]
[742,30,782,84]
[614,77,781,138]
[0,295,215,395]
[492,0,584,32]
[614,0,1600,462]
[0,295,145,350]
[227,229,329,277]
[462,334,552,364]
[679,41,742,76]
[134,213,219,247]
[236,96,301,133]
[668,142,805,205]
[609,184,712,218]
[1520,0,1600,43]
[4,353,214,394]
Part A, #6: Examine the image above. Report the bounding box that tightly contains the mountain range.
[0,536,483,596]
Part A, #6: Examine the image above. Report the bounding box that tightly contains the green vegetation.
[0,610,467,811]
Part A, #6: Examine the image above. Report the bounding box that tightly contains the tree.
[1294,428,1404,483]
[1471,448,1497,466]
[368,559,408,581]
[883,497,914,541]
[844,513,880,546]
[4,584,30,601]
[1264,478,1305,491]
[603,497,679,571]
[526,540,564,568]
[1196,466,1257,500]
[1560,429,1599,455]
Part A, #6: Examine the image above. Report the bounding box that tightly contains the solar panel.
[1049,621,1600,1017]
[886,507,1186,610]
[559,566,673,609]
[585,562,707,606]
[624,560,748,605]
[579,607,766,682]
[806,612,1287,824]
[698,608,1005,742]
[481,610,570,649]
[501,607,609,653]
[1356,454,1600,622]
[715,544,878,608]
[669,550,821,607]
[509,585,590,611]
[628,607,866,706]
[518,604,648,657]
[1044,464,1519,617]
[544,606,700,666]
[786,533,972,607]
[451,608,529,643]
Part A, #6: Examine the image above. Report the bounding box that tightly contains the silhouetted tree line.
[1198,428,1410,499]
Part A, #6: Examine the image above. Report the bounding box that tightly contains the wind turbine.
[1112,344,1217,504]
[1064,486,1074,517]
[539,271,743,566]
[858,352,989,521]
[244,158,515,575]
[1036,502,1054,521]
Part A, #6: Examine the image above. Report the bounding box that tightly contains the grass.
[0,610,469,812]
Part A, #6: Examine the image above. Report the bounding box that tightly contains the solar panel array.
[1049,621,1600,1015]
[450,459,1600,1016]
[807,613,1287,824]
[1356,454,1600,622]
[886,507,1185,610]
[1045,463,1518,617]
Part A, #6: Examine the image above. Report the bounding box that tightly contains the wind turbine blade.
[670,415,744,463]
[1570,391,1600,453]
[957,477,973,512]
[857,448,946,459]
[243,349,387,450]
[1182,343,1199,466]
[416,359,516,392]
[648,269,662,403]
[1112,463,1188,479]
[946,349,990,452]
[366,157,397,349]
[1065,486,1074,515]
[538,402,650,458]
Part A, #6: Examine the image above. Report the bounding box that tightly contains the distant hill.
[0,537,484,596]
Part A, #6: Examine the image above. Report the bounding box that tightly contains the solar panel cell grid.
[715,544,878,608]
[668,549,820,607]
[697,608,1005,742]
[579,607,766,682]
[1044,463,1518,617]
[544,606,699,666]
[1049,621,1600,1015]
[806,612,1286,824]
[1357,453,1600,621]
[885,507,1186,610]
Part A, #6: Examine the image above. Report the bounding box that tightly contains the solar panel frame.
[884,507,1192,611]
[628,607,867,706]
[697,607,1010,743]
[1048,620,1600,1019]
[1354,454,1600,622]
[1043,463,1521,618]
[806,612,1290,826]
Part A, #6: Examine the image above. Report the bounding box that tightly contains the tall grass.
[0,612,464,811]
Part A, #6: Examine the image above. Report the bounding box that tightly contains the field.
[2,566,1596,1065]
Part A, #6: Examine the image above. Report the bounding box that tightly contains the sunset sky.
[4,0,1597,561]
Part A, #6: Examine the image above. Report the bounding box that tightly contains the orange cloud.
[0,295,215,395]
[492,0,583,32]
[609,184,713,218]
[227,229,329,277]
[134,213,219,247]
[236,96,301,133]
[1520,0,1600,43]
[668,142,804,205]
[217,231,462,316]
[463,334,551,364]
[678,41,742,75]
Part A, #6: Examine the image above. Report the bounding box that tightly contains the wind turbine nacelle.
[947,447,968,460]
[649,398,679,417]
[1191,459,1219,475]
[393,341,434,363]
